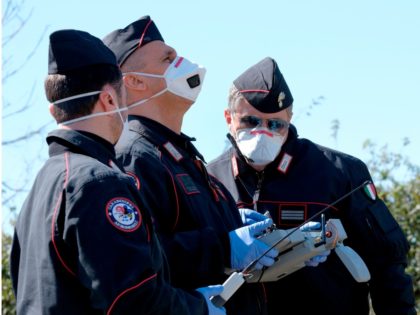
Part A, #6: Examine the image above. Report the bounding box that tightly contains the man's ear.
[98,87,116,111]
[49,103,55,117]
[286,104,293,120]
[224,108,232,124]
[123,74,146,91]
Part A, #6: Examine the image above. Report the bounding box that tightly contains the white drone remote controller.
[211,219,370,307]
[211,181,373,307]
[247,218,370,283]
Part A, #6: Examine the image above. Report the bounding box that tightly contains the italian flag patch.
[363,182,377,201]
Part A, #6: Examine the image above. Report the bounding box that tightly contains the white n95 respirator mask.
[235,128,285,166]
[165,56,206,101]
[124,56,206,103]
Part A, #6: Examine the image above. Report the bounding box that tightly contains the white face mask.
[235,127,285,167]
[54,90,127,126]
[124,56,206,105]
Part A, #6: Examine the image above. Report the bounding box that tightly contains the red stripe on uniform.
[240,89,269,93]
[138,19,153,48]
[146,224,150,243]
[261,283,268,303]
[51,153,76,277]
[107,273,158,315]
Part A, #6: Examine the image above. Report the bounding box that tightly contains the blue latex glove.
[196,285,226,315]
[305,250,331,267]
[229,219,279,270]
[300,221,331,267]
[238,208,269,225]
[299,221,321,231]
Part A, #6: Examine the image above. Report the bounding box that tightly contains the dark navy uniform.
[207,125,416,315]
[116,116,268,315]
[10,129,207,315]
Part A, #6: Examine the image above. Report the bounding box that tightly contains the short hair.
[227,84,244,112]
[120,49,147,73]
[45,64,122,123]
[228,84,293,117]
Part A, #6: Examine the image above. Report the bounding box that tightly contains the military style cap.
[103,15,164,66]
[233,57,293,113]
[48,29,118,75]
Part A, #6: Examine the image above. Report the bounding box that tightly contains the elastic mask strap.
[122,57,175,79]
[54,91,127,126]
[125,88,168,110]
[122,69,174,110]
[123,71,165,79]
[52,91,102,105]
[59,106,128,126]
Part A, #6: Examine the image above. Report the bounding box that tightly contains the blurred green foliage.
[363,140,419,312]
[2,232,16,315]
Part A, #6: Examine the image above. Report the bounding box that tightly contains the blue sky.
[2,0,420,228]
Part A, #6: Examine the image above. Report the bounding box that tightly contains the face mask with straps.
[230,112,288,167]
[234,127,285,167]
[123,56,206,110]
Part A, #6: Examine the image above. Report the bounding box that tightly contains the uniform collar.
[47,129,123,171]
[127,115,206,162]
[77,131,116,155]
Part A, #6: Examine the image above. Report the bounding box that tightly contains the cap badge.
[278,92,286,108]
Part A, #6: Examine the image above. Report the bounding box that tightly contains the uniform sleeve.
[128,153,229,288]
[341,160,416,315]
[63,176,208,314]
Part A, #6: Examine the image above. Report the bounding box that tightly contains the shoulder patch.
[106,197,142,232]
[363,182,377,201]
[126,171,141,190]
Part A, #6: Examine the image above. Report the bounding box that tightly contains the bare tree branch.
[2,8,33,47]
[2,136,48,207]
[2,55,13,68]
[2,0,50,208]
[1,146,45,206]
[3,99,12,110]
[330,118,340,146]
[1,182,30,205]
[2,82,36,119]
[2,121,53,146]
[2,25,49,83]
[293,95,325,121]
[2,0,20,26]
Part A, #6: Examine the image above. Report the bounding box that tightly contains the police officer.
[207,57,416,315]
[10,29,226,315]
[103,16,279,315]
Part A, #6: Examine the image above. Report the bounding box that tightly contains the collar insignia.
[163,142,183,162]
[277,153,293,174]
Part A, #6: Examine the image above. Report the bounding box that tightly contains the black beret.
[233,57,293,113]
[103,16,164,66]
[48,29,118,74]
